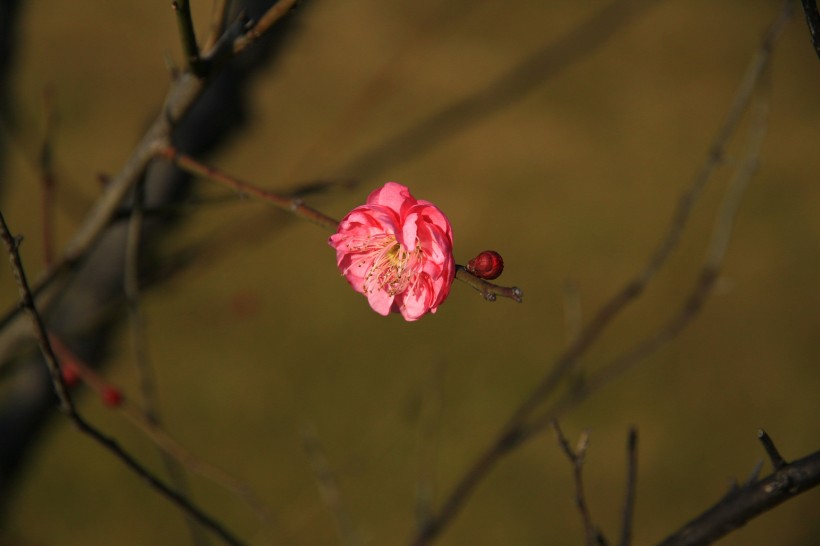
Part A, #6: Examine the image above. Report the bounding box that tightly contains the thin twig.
[203,0,231,53]
[0,0,299,352]
[301,424,363,546]
[172,0,204,76]
[283,0,483,179]
[1,217,73,414]
[47,333,282,531]
[552,422,607,546]
[341,0,664,180]
[0,0,300,353]
[414,362,446,531]
[232,0,301,55]
[39,85,57,268]
[407,5,791,544]
[0,210,245,546]
[619,428,638,546]
[124,181,155,419]
[563,279,583,347]
[162,147,525,303]
[757,429,788,470]
[531,67,774,439]
[0,75,195,355]
[123,181,209,546]
[160,146,340,231]
[454,265,523,303]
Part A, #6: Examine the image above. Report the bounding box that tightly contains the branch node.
[575,430,590,459]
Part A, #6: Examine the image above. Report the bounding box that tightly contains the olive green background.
[2,1,820,545]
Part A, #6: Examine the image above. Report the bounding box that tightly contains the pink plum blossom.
[329,182,455,321]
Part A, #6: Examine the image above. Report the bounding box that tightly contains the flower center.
[363,237,419,296]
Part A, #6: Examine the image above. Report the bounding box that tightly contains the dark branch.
[656,448,820,546]
[800,0,820,61]
[343,0,664,181]
[619,427,638,546]
[407,5,792,545]
[0,214,74,415]
[301,425,362,546]
[172,0,204,76]
[552,422,608,546]
[0,211,245,546]
[757,429,787,470]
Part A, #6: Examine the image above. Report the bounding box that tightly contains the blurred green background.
[2,1,820,544]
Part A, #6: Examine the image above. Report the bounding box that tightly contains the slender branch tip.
[454,266,523,303]
[757,429,788,470]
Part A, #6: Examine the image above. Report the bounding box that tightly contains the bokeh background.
[1,0,820,544]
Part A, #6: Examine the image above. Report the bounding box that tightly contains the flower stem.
[455,265,523,303]
[159,146,340,231]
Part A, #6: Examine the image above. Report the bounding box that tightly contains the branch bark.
[657,448,820,546]
[800,0,820,61]
[0,0,305,526]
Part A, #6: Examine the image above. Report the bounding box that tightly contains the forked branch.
[0,211,245,546]
[160,146,525,303]
[408,3,792,544]
[657,435,820,546]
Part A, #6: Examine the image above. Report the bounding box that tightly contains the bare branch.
[800,0,820,61]
[530,60,774,438]
[656,446,820,546]
[563,279,583,347]
[124,182,153,420]
[160,145,340,230]
[619,428,638,546]
[1,214,74,414]
[407,4,792,544]
[162,147,526,303]
[47,333,282,531]
[414,362,446,530]
[123,181,209,545]
[203,0,231,53]
[757,429,787,471]
[552,422,607,546]
[302,424,363,546]
[283,0,483,179]
[172,0,204,76]
[341,0,664,181]
[0,0,304,363]
[454,265,523,303]
[232,0,301,55]
[0,211,245,546]
[38,85,57,268]
[0,75,188,356]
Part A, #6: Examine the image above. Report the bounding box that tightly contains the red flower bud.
[61,362,81,388]
[102,387,123,408]
[467,251,504,280]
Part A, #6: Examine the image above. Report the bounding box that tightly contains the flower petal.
[329,182,455,321]
[366,286,395,316]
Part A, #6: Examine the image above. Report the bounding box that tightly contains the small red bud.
[102,387,123,408]
[61,363,81,388]
[466,250,504,280]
